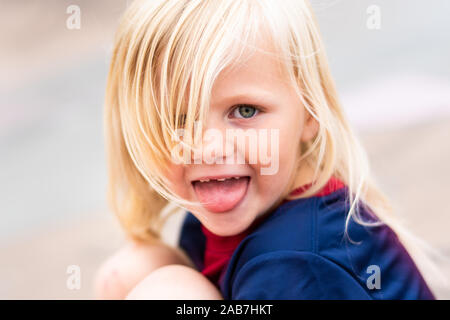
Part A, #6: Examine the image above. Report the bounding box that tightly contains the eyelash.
[228,104,261,119]
[176,104,262,126]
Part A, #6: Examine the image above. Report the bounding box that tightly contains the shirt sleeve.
[178,212,205,271]
[231,250,372,300]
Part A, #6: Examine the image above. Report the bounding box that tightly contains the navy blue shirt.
[179,187,435,299]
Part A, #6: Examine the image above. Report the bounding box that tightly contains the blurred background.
[1,0,449,299]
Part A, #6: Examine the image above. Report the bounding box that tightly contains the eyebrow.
[213,87,275,106]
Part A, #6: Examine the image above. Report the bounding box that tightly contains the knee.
[94,254,128,300]
[94,240,193,300]
[126,265,223,300]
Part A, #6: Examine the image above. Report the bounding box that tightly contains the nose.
[191,118,235,165]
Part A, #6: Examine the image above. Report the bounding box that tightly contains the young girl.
[95,0,437,299]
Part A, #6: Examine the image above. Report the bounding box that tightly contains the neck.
[284,163,317,198]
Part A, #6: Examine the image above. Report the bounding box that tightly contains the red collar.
[200,224,247,253]
[288,175,345,198]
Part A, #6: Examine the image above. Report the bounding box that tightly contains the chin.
[201,207,257,237]
[207,223,250,237]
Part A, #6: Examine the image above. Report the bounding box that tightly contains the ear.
[300,113,319,142]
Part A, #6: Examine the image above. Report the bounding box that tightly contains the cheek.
[253,112,302,169]
[278,108,305,172]
[253,156,296,214]
[251,113,303,198]
[250,114,301,164]
[164,164,189,199]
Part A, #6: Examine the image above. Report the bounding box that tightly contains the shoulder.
[227,187,350,273]
[224,188,373,299]
[231,250,372,299]
[224,188,435,299]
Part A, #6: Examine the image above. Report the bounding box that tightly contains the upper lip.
[190,174,250,183]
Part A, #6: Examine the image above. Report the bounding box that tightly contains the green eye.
[232,105,259,119]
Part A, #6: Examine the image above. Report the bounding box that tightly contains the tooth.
[199,179,210,182]
[217,178,226,181]
[234,177,240,179]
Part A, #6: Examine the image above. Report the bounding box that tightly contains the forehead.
[210,42,291,106]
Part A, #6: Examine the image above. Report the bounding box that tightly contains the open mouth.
[191,176,250,213]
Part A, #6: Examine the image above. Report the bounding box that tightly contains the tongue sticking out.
[193,177,250,213]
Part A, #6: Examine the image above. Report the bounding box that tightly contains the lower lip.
[192,177,250,213]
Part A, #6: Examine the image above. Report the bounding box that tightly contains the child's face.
[166,46,318,236]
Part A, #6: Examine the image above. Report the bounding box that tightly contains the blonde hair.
[104,0,444,290]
